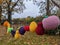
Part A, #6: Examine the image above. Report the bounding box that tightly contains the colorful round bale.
[19,27,26,35]
[29,21,37,32]
[24,26,29,31]
[42,15,60,30]
[11,30,16,37]
[36,22,44,35]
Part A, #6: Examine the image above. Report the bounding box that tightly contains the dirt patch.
[0,25,7,36]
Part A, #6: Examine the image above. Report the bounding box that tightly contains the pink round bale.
[42,15,60,30]
[59,20,60,25]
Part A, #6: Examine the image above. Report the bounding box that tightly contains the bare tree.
[32,0,59,16]
[2,0,26,24]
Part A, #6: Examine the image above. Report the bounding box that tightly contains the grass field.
[0,32,60,45]
[0,25,60,45]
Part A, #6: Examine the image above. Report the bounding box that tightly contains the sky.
[12,0,58,18]
[12,0,44,18]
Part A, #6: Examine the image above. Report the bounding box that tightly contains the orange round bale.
[3,21,10,28]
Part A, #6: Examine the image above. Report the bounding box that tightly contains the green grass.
[0,32,60,45]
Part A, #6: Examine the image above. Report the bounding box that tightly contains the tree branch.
[51,0,60,8]
[11,0,19,10]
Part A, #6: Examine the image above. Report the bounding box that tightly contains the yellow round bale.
[29,21,37,32]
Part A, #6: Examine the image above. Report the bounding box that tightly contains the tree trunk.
[8,0,12,24]
[0,5,2,24]
[8,9,12,24]
[46,0,50,16]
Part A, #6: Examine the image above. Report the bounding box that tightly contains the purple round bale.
[19,27,26,35]
[11,30,16,37]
